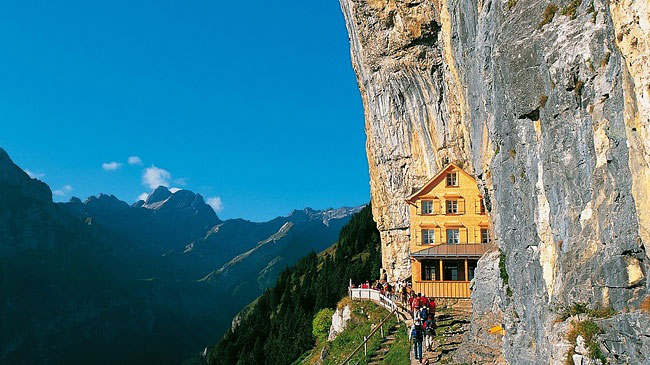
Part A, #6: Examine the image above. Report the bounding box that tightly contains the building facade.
[406,163,489,299]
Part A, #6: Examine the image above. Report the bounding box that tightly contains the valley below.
[0,147,362,364]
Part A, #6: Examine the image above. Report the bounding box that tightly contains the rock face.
[339,0,649,363]
[328,305,352,341]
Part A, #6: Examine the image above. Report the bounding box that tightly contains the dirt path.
[405,307,471,364]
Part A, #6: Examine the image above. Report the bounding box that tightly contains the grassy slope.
[297,298,408,365]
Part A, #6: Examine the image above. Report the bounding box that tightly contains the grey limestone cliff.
[339,0,649,363]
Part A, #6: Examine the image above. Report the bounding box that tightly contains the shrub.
[539,4,558,28]
[561,0,582,19]
[566,320,605,364]
[509,148,516,159]
[312,308,335,342]
[540,94,548,107]
[507,0,518,9]
[590,306,616,318]
[640,296,650,312]
[499,251,509,286]
[574,80,584,96]
[557,303,615,321]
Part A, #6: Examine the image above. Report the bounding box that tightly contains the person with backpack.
[411,293,421,315]
[418,304,428,324]
[419,295,429,311]
[428,297,436,317]
[424,314,436,351]
[409,319,424,362]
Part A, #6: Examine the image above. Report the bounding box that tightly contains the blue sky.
[0,1,369,221]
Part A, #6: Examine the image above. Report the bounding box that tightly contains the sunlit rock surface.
[340,0,649,362]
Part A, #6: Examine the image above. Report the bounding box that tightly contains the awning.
[411,244,486,258]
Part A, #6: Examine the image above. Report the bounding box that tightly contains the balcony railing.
[414,280,471,298]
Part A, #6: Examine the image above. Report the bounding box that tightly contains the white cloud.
[53,185,73,197]
[137,192,149,201]
[174,177,188,186]
[24,169,45,179]
[128,156,143,165]
[207,196,223,213]
[169,187,181,193]
[142,166,171,189]
[102,161,122,171]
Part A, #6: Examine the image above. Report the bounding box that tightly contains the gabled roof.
[405,163,476,203]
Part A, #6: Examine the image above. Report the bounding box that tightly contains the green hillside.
[296,298,408,365]
[202,204,382,365]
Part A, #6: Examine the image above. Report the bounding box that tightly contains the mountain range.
[0,147,362,364]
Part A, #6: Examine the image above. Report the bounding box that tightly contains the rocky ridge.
[339,0,649,363]
[1,147,363,364]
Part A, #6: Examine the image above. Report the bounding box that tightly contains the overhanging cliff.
[339,0,649,362]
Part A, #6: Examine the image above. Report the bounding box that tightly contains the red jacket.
[419,297,429,309]
[428,298,436,312]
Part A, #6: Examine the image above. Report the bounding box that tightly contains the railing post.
[381,325,384,338]
[364,336,367,356]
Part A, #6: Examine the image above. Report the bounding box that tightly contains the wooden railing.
[340,306,397,365]
[348,288,397,311]
[341,288,403,365]
[413,280,470,298]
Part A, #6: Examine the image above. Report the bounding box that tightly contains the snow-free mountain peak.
[145,186,172,206]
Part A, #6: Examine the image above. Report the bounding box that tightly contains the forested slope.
[203,204,381,365]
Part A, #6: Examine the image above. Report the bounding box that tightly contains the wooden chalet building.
[406,163,490,299]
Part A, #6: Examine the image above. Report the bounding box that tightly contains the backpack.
[414,323,423,340]
[425,319,436,335]
[419,306,428,320]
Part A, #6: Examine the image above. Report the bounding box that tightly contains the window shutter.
[434,199,441,215]
[459,198,465,214]
[462,227,468,244]
[416,201,420,215]
[475,199,480,214]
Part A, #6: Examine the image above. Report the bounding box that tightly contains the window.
[447,229,459,244]
[446,200,458,214]
[421,260,439,281]
[446,172,458,186]
[468,260,478,281]
[421,200,433,214]
[481,229,489,244]
[480,198,486,214]
[422,229,435,245]
[442,260,465,281]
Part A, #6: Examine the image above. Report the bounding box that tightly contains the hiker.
[428,297,436,316]
[412,296,421,320]
[412,293,423,315]
[409,319,424,362]
[419,295,429,312]
[418,303,429,324]
[424,314,436,351]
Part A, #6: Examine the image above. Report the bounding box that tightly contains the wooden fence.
[341,287,401,364]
